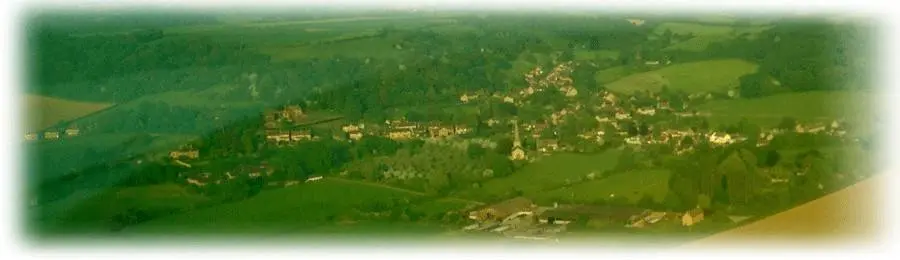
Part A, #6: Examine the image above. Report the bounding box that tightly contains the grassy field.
[606,59,758,94]
[123,179,430,235]
[534,169,672,205]
[453,149,622,202]
[594,66,631,84]
[24,94,113,132]
[697,91,872,129]
[653,22,736,37]
[574,49,620,61]
[33,184,209,234]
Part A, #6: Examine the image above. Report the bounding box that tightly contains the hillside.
[606,59,757,94]
[697,91,873,128]
[122,178,449,236]
[24,94,112,131]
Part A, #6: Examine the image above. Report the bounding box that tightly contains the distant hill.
[24,94,112,132]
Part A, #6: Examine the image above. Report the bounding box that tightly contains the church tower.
[510,119,526,161]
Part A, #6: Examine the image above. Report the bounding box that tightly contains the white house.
[305,176,324,183]
[615,111,631,120]
[636,107,656,116]
[708,132,734,145]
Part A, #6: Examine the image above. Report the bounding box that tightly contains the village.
[25,60,853,201]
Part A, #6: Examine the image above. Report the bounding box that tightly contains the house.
[644,60,660,66]
[626,18,646,26]
[290,130,313,141]
[169,146,200,159]
[186,178,206,187]
[657,100,671,110]
[627,211,668,228]
[603,92,617,103]
[388,130,413,140]
[281,105,305,122]
[265,130,291,143]
[469,197,536,222]
[342,124,365,133]
[454,125,471,135]
[285,180,300,187]
[615,110,631,120]
[24,133,37,141]
[65,125,80,137]
[681,208,705,227]
[708,132,733,146]
[595,116,611,123]
[564,87,578,97]
[636,107,656,116]
[460,93,480,103]
[349,132,363,141]
[43,131,60,140]
[625,136,643,145]
[537,139,559,153]
[503,96,516,104]
[305,176,323,183]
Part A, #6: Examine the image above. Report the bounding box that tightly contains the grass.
[533,169,672,205]
[697,91,872,129]
[574,49,620,61]
[664,36,735,52]
[653,22,735,37]
[33,184,209,234]
[124,179,425,235]
[453,149,622,202]
[595,66,631,84]
[25,94,113,132]
[606,59,758,94]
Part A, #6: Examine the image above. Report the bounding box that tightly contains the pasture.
[24,94,112,132]
[697,91,872,129]
[124,179,426,234]
[453,149,622,202]
[533,169,672,205]
[606,59,758,94]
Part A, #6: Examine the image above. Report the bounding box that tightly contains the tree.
[778,117,797,131]
[495,137,514,156]
[467,143,487,159]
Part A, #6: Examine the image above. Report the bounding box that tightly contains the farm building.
[469,197,536,222]
[682,208,705,227]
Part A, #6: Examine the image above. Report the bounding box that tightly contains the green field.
[594,66,631,84]
[653,22,736,37]
[533,169,672,205]
[34,184,209,234]
[574,49,620,61]
[124,179,432,235]
[697,91,872,129]
[25,94,113,132]
[453,150,622,202]
[606,59,758,94]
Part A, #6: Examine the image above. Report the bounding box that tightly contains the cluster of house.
[379,119,472,141]
[520,62,579,99]
[24,124,81,142]
[462,197,708,240]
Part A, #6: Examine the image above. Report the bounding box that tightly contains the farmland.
[697,91,873,128]
[534,169,672,205]
[24,94,113,131]
[453,150,622,202]
[606,59,758,94]
[122,179,449,235]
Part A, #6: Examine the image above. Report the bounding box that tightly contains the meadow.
[32,184,209,234]
[533,169,672,205]
[25,94,113,132]
[453,149,622,202]
[606,59,758,94]
[697,91,872,129]
[123,179,438,235]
